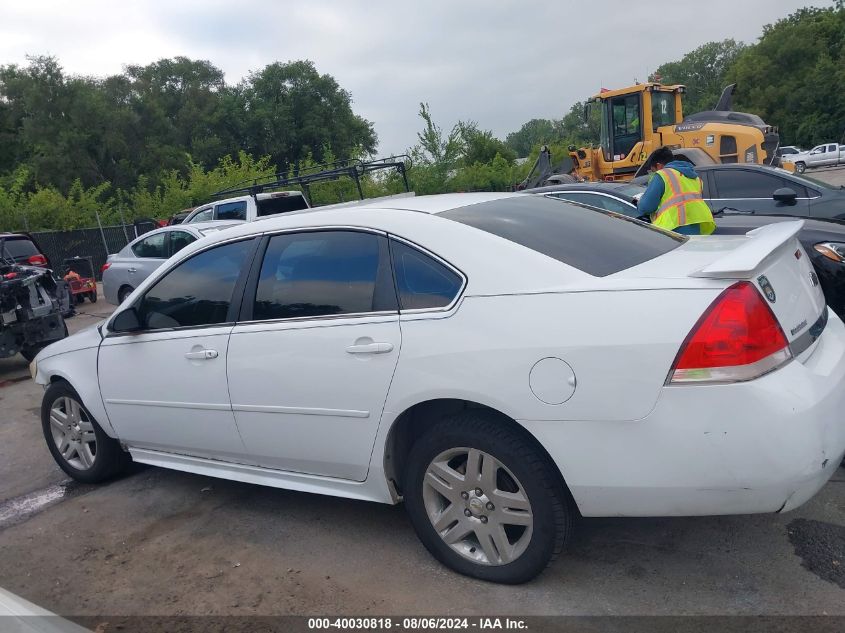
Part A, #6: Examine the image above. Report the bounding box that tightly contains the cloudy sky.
[0,0,822,155]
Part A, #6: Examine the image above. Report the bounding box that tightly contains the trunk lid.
[617,221,826,350]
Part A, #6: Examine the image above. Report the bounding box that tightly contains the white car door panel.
[98,327,244,459]
[98,236,256,460]
[225,229,400,481]
[227,316,401,480]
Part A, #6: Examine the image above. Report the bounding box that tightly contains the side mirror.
[110,307,142,333]
[773,187,798,204]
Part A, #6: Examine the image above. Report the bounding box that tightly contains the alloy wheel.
[422,447,533,566]
[49,396,97,470]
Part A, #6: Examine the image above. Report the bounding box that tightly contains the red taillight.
[27,254,48,266]
[668,281,791,384]
[101,263,111,273]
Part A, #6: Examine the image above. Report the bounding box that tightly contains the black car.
[526,182,845,319]
[0,232,51,267]
[632,163,845,219]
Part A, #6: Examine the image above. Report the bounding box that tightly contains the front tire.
[404,411,571,583]
[795,161,806,174]
[41,381,129,483]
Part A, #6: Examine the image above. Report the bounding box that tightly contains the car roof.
[346,191,522,215]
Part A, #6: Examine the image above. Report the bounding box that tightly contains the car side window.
[216,201,247,221]
[713,170,788,199]
[252,231,395,321]
[390,240,463,310]
[137,239,253,330]
[169,231,197,256]
[131,233,167,258]
[550,192,635,216]
[189,207,214,223]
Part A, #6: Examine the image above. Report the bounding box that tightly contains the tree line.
[0,2,842,232]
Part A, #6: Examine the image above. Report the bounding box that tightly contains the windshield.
[796,173,839,190]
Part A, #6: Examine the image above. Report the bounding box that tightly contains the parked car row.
[528,171,845,318]
[32,189,845,584]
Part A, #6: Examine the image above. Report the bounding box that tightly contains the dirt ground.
[1,194,845,623]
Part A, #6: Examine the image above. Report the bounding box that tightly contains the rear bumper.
[521,307,845,517]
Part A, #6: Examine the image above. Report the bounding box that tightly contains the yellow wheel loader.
[568,83,781,182]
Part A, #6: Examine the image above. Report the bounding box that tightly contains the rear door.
[128,231,170,286]
[709,168,810,216]
[226,229,401,481]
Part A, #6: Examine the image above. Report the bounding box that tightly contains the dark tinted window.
[1,237,39,259]
[440,196,683,277]
[132,233,167,258]
[391,241,462,310]
[714,170,793,198]
[256,194,309,217]
[550,192,635,216]
[216,201,247,221]
[254,231,393,320]
[169,231,196,255]
[138,239,252,329]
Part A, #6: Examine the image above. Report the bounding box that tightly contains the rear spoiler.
[690,220,804,279]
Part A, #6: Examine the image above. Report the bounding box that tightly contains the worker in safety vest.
[636,147,716,235]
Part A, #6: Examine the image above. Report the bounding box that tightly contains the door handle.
[185,349,219,360]
[127,268,137,273]
[345,342,394,354]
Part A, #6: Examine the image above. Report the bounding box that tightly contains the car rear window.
[256,194,309,217]
[439,196,684,277]
[1,236,39,259]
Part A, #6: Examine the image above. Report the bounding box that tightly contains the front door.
[98,238,256,461]
[227,230,400,481]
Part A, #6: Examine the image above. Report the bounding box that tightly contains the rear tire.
[795,161,806,174]
[41,381,130,484]
[403,411,571,584]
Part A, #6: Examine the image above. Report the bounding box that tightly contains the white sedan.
[31,193,845,583]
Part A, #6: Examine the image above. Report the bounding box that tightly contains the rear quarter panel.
[382,289,723,425]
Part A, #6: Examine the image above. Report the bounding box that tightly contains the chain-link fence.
[30,220,158,280]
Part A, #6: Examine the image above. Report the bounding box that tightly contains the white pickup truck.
[782,143,845,173]
[182,190,310,224]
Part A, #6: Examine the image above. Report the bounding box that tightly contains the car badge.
[757,275,776,303]
[794,249,802,260]
[809,271,819,287]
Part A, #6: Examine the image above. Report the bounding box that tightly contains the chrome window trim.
[106,233,259,335]
[235,311,398,327]
[544,190,638,210]
[239,226,397,325]
[388,233,468,315]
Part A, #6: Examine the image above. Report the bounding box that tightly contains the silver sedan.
[101,221,242,305]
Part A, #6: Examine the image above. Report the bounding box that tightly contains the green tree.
[240,60,377,170]
[505,119,558,156]
[458,121,516,166]
[649,39,747,115]
[727,5,845,147]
